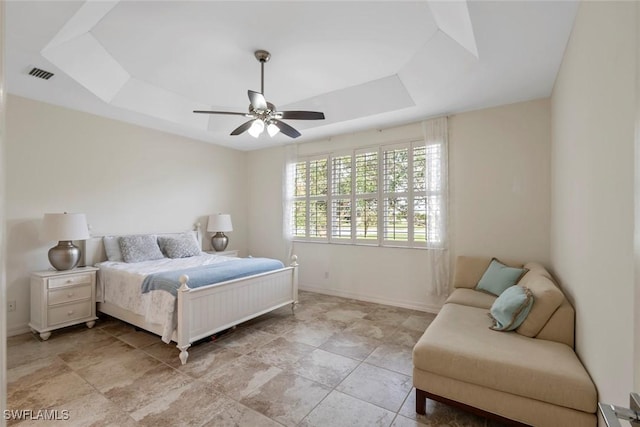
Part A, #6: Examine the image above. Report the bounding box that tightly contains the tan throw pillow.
[453,257,493,289]
[516,274,564,337]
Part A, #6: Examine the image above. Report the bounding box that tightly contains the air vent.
[28,67,54,80]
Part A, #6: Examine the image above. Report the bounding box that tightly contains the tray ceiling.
[6,1,578,150]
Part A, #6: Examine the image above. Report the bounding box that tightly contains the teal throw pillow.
[476,258,528,296]
[489,285,534,331]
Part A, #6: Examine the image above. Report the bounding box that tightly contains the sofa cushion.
[535,299,575,347]
[521,262,554,283]
[453,256,523,289]
[413,303,597,413]
[489,285,534,331]
[445,288,496,309]
[476,259,528,296]
[453,257,492,289]
[516,273,565,337]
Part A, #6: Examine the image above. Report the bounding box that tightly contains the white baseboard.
[299,284,443,314]
[7,323,31,337]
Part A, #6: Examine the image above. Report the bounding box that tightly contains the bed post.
[290,255,299,312]
[177,274,191,365]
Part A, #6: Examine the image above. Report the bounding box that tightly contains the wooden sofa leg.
[416,388,427,415]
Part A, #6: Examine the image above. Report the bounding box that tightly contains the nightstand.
[206,250,239,257]
[29,267,99,340]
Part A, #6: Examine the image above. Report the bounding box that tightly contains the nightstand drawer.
[48,273,93,289]
[48,301,92,326]
[48,284,92,306]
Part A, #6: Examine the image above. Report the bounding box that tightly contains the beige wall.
[450,98,551,264]
[248,98,551,311]
[636,0,640,395]
[1,1,7,422]
[551,0,636,407]
[5,95,248,335]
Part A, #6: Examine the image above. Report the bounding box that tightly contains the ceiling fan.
[194,50,325,139]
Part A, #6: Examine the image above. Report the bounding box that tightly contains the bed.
[83,227,298,365]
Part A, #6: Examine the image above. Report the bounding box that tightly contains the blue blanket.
[141,257,286,296]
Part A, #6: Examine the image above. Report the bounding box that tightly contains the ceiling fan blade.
[273,120,301,139]
[248,90,268,110]
[193,110,248,116]
[280,111,325,120]
[230,120,255,136]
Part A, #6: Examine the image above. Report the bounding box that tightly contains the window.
[292,157,328,239]
[355,150,378,241]
[331,154,351,240]
[292,140,443,248]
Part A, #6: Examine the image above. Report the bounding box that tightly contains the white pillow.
[103,236,123,262]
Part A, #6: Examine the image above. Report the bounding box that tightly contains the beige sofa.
[412,256,597,426]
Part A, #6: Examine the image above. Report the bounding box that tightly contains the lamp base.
[48,241,81,271]
[211,232,229,252]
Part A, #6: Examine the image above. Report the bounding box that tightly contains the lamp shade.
[207,214,233,232]
[248,119,265,138]
[42,213,90,241]
[267,122,280,137]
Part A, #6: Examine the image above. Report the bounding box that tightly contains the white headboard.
[82,236,107,266]
[81,222,203,267]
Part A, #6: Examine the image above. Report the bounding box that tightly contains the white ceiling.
[6,1,579,151]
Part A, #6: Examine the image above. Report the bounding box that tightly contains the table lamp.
[42,212,90,270]
[207,214,233,251]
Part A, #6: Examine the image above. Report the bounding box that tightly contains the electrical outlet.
[324,271,329,279]
[8,300,16,312]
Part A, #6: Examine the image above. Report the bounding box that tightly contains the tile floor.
[7,291,500,426]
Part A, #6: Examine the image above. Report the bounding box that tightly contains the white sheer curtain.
[282,142,299,263]
[422,117,450,296]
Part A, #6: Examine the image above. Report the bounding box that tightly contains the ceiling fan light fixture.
[267,122,280,137]
[193,50,324,139]
[248,119,265,138]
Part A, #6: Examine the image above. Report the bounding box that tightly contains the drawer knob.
[66,279,73,284]
[67,310,74,316]
[67,293,74,298]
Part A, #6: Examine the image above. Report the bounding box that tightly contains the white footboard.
[176,257,298,364]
